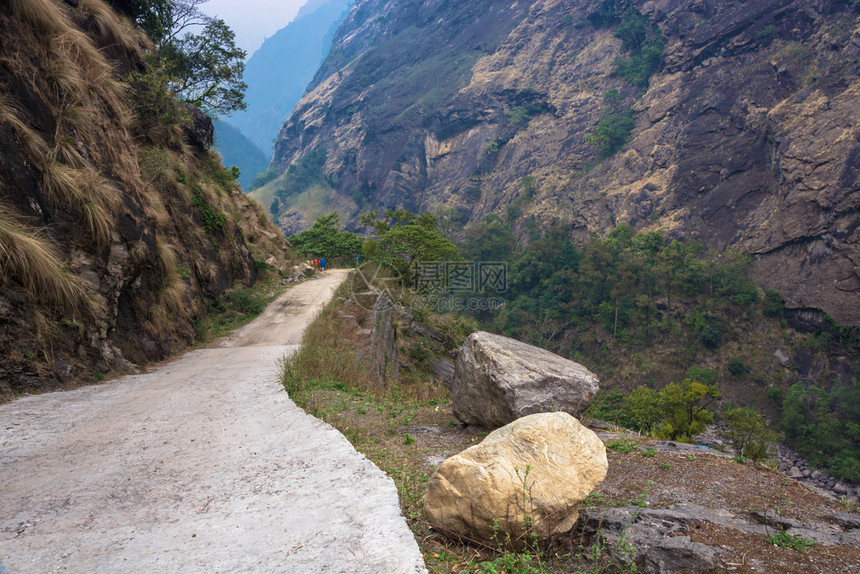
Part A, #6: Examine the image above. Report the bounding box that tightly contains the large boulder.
[424,412,607,547]
[451,331,599,429]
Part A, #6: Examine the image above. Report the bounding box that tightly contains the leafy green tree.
[360,208,437,236]
[289,212,363,260]
[655,380,721,441]
[110,0,174,41]
[721,407,780,461]
[128,0,247,117]
[162,18,246,115]
[460,214,514,262]
[624,386,664,434]
[625,379,720,441]
[365,223,461,279]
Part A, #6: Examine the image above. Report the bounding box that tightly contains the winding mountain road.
[0,270,427,573]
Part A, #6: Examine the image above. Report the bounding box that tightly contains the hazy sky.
[199,0,310,57]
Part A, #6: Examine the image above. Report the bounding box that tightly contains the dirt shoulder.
[0,270,426,574]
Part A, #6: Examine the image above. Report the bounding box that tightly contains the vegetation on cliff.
[461,216,859,481]
[0,0,290,397]
[266,0,860,329]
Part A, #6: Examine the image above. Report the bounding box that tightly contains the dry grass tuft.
[0,95,50,161]
[41,160,81,200]
[0,201,87,311]
[78,0,145,58]
[54,28,112,85]
[51,134,86,167]
[146,193,170,227]
[43,51,87,101]
[41,163,119,245]
[144,303,168,337]
[54,97,93,135]
[159,272,189,317]
[8,0,67,35]
[156,239,179,277]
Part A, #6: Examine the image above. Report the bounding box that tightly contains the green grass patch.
[765,530,814,552]
[193,271,287,343]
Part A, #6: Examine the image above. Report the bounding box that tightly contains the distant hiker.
[320,258,326,272]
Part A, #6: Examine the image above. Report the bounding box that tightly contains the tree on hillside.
[624,379,721,442]
[721,407,780,462]
[361,210,462,279]
[161,18,246,115]
[126,0,247,116]
[289,212,363,260]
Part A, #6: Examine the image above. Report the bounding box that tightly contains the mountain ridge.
[263,0,860,327]
[221,0,351,159]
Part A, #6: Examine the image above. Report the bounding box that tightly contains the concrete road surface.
[0,270,427,573]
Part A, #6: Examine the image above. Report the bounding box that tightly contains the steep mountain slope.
[220,0,351,162]
[0,0,291,397]
[266,0,860,326]
[213,119,269,190]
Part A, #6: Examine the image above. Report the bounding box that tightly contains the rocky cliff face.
[267,0,860,326]
[0,0,291,396]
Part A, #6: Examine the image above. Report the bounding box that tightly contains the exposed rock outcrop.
[451,331,599,429]
[424,412,607,547]
[581,502,860,573]
[180,102,214,152]
[0,0,291,396]
[267,0,860,325]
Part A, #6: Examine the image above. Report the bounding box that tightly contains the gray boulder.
[180,103,214,152]
[451,331,599,429]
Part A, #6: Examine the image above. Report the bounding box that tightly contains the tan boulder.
[424,412,607,547]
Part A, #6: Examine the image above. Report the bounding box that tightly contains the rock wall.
[268,0,860,325]
[0,0,291,396]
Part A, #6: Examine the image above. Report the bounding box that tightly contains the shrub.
[687,365,716,385]
[586,90,634,157]
[727,357,748,377]
[766,530,813,551]
[611,9,666,88]
[764,288,785,317]
[191,186,227,236]
[721,406,780,462]
[225,288,265,315]
[699,319,724,349]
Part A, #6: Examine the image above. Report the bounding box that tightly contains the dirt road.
[0,270,427,573]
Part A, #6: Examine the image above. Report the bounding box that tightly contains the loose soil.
[297,386,860,574]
